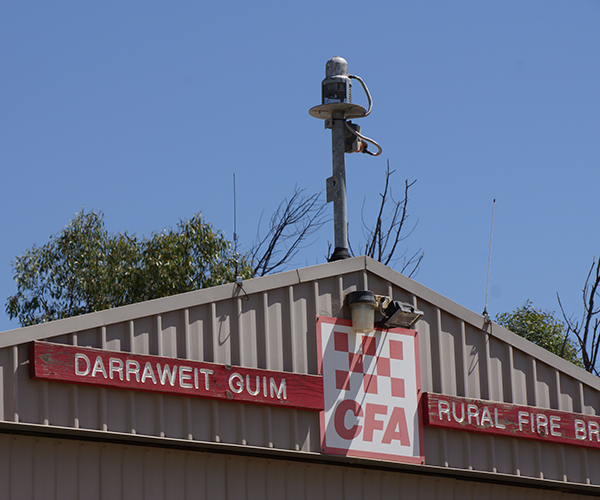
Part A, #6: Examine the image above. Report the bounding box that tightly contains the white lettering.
[263,376,268,397]
[179,366,193,389]
[126,360,140,382]
[141,362,157,384]
[550,416,561,437]
[536,414,548,436]
[518,411,529,431]
[589,421,600,442]
[200,369,213,390]
[270,378,286,400]
[494,408,506,429]
[246,375,260,396]
[452,402,465,423]
[229,373,244,393]
[438,400,450,421]
[75,353,90,376]
[467,404,479,426]
[109,358,124,381]
[575,419,587,440]
[480,406,492,427]
[91,356,108,378]
[156,364,177,386]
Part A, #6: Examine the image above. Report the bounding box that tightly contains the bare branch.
[558,259,600,376]
[360,161,423,274]
[250,187,328,276]
[251,164,422,278]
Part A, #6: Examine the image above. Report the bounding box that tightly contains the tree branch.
[361,161,423,276]
[250,188,328,276]
[558,258,600,376]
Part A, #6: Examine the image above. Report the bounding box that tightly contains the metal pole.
[329,111,350,261]
[310,57,368,262]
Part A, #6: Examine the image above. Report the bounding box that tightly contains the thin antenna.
[233,173,238,256]
[483,199,496,323]
[232,174,247,298]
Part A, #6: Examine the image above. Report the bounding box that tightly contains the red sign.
[30,341,323,411]
[424,392,600,449]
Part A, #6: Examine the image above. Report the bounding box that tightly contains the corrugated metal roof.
[1,256,599,493]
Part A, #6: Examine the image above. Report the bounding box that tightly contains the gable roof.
[2,255,600,489]
[2,255,597,391]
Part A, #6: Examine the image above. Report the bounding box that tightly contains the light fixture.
[346,290,377,333]
[378,301,424,329]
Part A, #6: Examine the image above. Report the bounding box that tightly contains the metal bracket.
[326,175,341,203]
[324,118,333,130]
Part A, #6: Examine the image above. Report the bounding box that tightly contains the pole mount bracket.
[326,175,341,203]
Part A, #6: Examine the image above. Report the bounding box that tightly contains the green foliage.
[496,301,583,367]
[6,210,253,327]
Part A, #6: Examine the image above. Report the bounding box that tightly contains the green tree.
[496,301,582,367]
[6,210,253,327]
[6,174,422,328]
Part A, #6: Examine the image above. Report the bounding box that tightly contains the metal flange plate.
[309,103,367,120]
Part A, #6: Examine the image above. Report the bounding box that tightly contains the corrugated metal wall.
[1,257,600,491]
[0,433,589,500]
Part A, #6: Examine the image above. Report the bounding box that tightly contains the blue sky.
[1,1,599,333]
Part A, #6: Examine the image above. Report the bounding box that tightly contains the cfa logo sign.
[317,316,424,463]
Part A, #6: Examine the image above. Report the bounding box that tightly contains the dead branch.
[361,161,423,277]
[250,188,328,276]
[558,258,600,375]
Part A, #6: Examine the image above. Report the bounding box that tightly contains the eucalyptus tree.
[6,210,253,327]
[496,301,582,367]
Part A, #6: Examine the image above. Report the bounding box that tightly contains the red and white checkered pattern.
[333,330,407,397]
[317,317,422,463]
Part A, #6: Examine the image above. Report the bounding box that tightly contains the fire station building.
[1,256,599,499]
